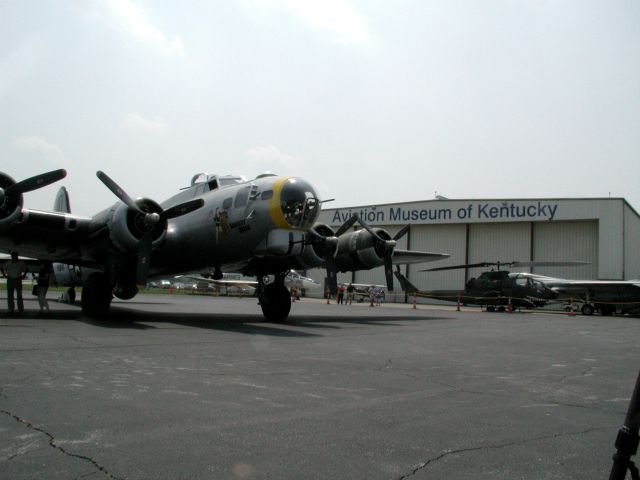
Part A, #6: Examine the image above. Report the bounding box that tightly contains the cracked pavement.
[0,293,638,479]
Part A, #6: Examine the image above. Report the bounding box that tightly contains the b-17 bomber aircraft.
[0,169,449,321]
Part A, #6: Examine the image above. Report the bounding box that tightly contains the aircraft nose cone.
[279,178,320,229]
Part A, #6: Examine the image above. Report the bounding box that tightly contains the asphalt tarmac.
[1,292,639,480]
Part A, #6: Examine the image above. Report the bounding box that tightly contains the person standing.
[6,251,26,314]
[337,284,345,305]
[346,283,355,305]
[36,264,51,315]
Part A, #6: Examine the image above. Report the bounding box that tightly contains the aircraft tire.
[260,283,291,322]
[81,273,112,319]
[581,303,595,316]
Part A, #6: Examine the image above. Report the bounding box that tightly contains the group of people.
[328,283,384,306]
[367,285,385,307]
[3,251,50,315]
[334,283,356,305]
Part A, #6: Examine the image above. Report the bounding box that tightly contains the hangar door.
[532,221,598,279]
[467,223,531,281]
[408,224,467,291]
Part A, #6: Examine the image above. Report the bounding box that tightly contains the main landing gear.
[257,273,291,322]
[81,272,112,319]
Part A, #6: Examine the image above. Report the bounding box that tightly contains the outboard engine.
[0,173,23,230]
[334,227,393,272]
[0,169,67,230]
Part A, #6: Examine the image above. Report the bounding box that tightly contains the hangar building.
[306,197,640,303]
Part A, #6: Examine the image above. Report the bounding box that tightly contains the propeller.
[96,171,204,285]
[0,169,67,207]
[348,216,410,291]
[316,214,410,294]
[422,260,590,272]
[307,214,363,295]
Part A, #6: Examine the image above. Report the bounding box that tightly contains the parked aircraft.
[394,261,628,314]
[395,264,558,311]
[174,270,320,295]
[0,169,448,321]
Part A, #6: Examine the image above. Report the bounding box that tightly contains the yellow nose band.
[267,177,292,229]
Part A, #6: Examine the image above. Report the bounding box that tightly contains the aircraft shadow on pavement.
[107,307,327,337]
[1,298,450,336]
[287,314,449,328]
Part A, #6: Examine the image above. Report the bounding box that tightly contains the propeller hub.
[145,212,161,227]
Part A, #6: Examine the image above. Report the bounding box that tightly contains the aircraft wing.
[174,275,258,288]
[0,254,49,275]
[0,210,97,266]
[392,250,450,265]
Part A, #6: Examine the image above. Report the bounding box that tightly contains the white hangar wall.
[306,197,640,300]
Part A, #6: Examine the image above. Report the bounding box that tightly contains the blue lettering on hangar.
[331,202,558,224]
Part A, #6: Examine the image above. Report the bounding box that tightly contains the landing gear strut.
[81,272,112,319]
[257,273,291,322]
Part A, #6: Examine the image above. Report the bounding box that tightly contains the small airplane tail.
[394,267,419,294]
[53,186,71,213]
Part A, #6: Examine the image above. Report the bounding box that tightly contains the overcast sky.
[2,0,639,217]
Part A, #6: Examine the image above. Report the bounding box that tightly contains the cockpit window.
[280,178,319,229]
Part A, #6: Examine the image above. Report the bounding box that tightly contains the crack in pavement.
[396,427,607,480]
[1,409,125,480]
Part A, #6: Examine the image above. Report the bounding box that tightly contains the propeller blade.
[334,214,359,237]
[162,199,205,220]
[393,224,410,241]
[356,216,396,252]
[384,255,394,291]
[6,169,67,195]
[137,231,153,285]
[325,252,338,296]
[96,170,141,213]
[355,216,381,241]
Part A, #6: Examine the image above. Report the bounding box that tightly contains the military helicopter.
[395,261,589,312]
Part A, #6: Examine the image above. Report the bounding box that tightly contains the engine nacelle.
[296,223,335,269]
[334,227,392,272]
[108,198,167,253]
[0,173,23,230]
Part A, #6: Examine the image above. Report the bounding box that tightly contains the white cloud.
[246,145,301,174]
[253,0,369,43]
[102,0,184,55]
[123,113,168,132]
[12,136,68,167]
